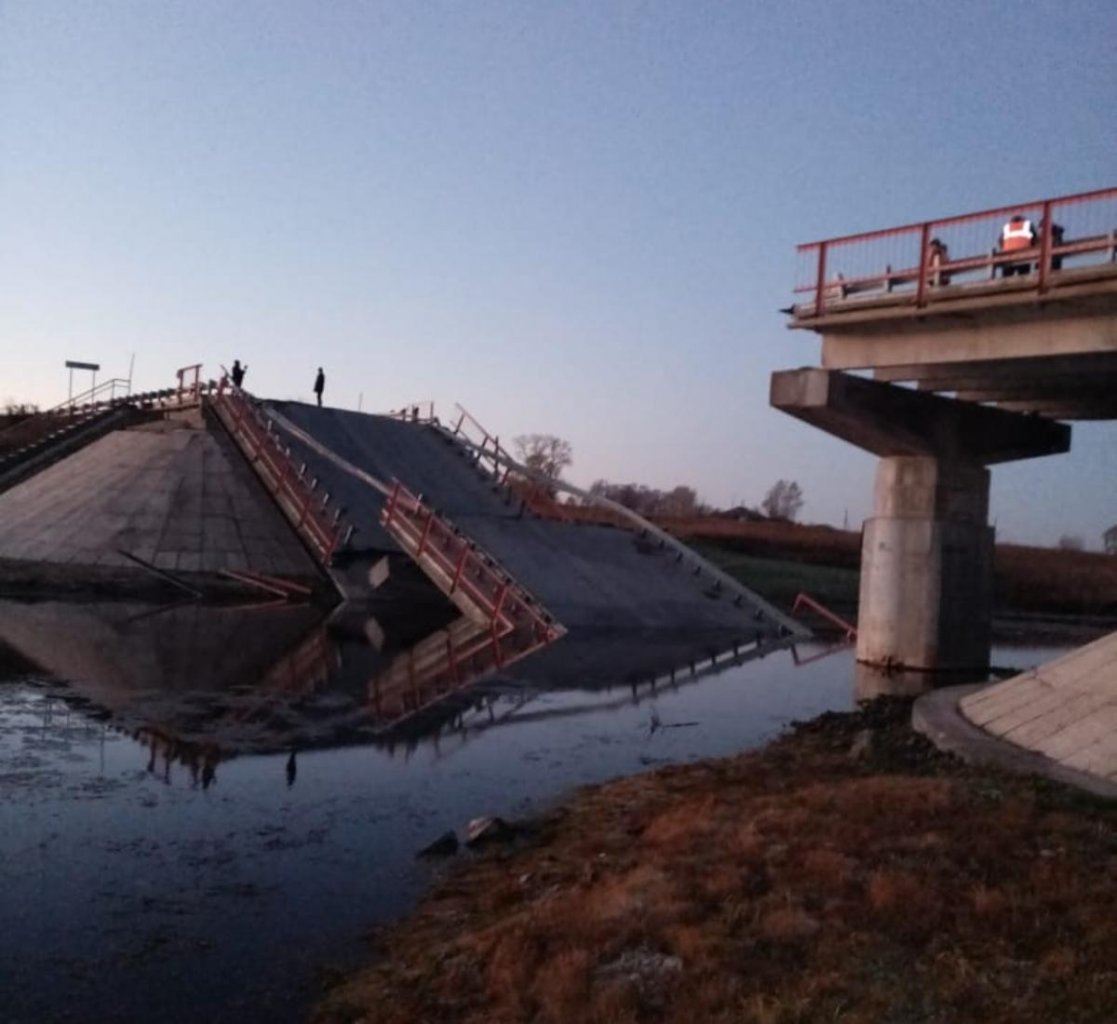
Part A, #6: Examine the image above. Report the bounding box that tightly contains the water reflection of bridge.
[0,597,797,780]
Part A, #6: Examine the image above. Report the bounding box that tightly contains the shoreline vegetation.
[314,699,1117,1024]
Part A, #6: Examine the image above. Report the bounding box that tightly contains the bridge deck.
[260,401,785,635]
[786,186,1117,422]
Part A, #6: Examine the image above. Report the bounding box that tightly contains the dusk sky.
[2,1,1114,547]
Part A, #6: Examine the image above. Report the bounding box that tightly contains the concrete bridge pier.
[859,456,993,671]
[771,368,1071,673]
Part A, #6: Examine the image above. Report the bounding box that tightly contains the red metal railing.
[794,185,1117,317]
[389,400,438,423]
[175,363,203,403]
[211,380,348,565]
[448,402,572,520]
[450,403,513,482]
[791,592,857,642]
[380,478,561,645]
[374,480,564,726]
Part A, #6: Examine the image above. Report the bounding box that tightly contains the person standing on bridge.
[313,367,325,407]
[927,237,951,287]
[231,359,247,388]
[998,213,1037,277]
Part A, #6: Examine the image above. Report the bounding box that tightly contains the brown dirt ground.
[314,699,1117,1024]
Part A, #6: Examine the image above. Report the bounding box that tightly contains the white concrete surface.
[960,631,1117,781]
[0,418,317,578]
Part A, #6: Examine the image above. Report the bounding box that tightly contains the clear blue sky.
[2,1,1114,546]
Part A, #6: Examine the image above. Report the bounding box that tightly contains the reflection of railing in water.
[368,616,494,726]
[253,624,337,698]
[135,726,224,788]
[790,642,854,667]
[375,630,800,753]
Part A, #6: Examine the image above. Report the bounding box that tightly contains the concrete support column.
[857,456,993,672]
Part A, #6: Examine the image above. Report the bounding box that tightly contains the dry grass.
[314,702,1117,1023]
[541,507,1117,615]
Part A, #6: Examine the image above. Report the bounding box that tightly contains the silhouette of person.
[231,359,247,388]
[1041,218,1066,271]
[313,367,325,407]
[285,751,297,788]
[926,237,951,287]
[202,749,218,790]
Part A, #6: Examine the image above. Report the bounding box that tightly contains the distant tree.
[659,485,701,517]
[2,399,40,416]
[1057,534,1085,552]
[513,434,572,482]
[587,479,708,518]
[761,479,804,522]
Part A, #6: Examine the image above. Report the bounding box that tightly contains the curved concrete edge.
[913,685,1117,801]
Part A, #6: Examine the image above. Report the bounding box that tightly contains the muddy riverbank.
[315,698,1117,1024]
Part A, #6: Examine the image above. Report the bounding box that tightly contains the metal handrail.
[790,592,857,641]
[45,377,132,415]
[798,185,1117,248]
[380,478,562,642]
[435,412,809,639]
[389,401,438,424]
[211,381,348,565]
[795,185,1117,316]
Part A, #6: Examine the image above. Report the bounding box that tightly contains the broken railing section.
[211,381,352,566]
[374,480,566,725]
[437,405,808,641]
[388,400,438,424]
[790,592,856,641]
[788,592,857,667]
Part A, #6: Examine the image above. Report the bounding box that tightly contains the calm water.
[0,598,1064,1024]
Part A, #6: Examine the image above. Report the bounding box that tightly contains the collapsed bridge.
[0,375,807,711]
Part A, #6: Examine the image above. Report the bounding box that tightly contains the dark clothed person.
[313,367,325,407]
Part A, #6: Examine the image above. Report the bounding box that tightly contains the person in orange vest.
[998,213,1037,277]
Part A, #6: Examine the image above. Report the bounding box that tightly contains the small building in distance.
[1105,525,1117,554]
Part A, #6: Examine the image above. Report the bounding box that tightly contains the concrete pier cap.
[771,368,1071,673]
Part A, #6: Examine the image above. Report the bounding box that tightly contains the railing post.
[383,481,401,529]
[1038,199,1052,294]
[492,581,510,623]
[450,545,468,594]
[416,507,435,558]
[915,222,931,309]
[814,242,828,317]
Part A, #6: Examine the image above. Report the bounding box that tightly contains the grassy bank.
[315,700,1117,1024]
[681,524,1117,621]
[695,545,859,616]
